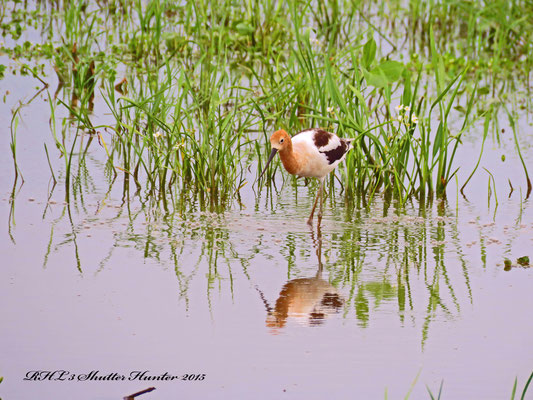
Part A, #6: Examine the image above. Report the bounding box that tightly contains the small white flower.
[411,115,418,123]
[404,105,410,112]
[327,106,334,114]
[154,131,162,138]
[396,104,403,111]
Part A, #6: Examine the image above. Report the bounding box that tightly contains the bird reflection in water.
[264,224,344,330]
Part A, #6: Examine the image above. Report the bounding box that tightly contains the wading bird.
[265,275,344,329]
[259,128,354,225]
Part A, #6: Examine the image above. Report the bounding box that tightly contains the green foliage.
[517,256,530,266]
[362,38,377,69]
[1,0,531,208]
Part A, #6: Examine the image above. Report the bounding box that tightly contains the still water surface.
[1,60,532,400]
[2,179,533,399]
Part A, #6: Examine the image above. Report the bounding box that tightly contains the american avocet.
[259,128,354,224]
[265,275,344,329]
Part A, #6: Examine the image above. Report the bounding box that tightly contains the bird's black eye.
[280,138,284,143]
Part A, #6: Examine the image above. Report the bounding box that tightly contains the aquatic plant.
[1,0,531,209]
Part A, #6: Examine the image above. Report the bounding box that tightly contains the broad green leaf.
[364,60,404,88]
[378,60,404,82]
[362,37,376,69]
[363,68,388,88]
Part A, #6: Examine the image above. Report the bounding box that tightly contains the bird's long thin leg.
[307,180,322,225]
[318,177,324,224]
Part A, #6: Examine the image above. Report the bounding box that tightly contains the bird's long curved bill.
[258,148,278,181]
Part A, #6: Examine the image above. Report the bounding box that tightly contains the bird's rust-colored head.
[258,129,291,181]
[269,129,291,151]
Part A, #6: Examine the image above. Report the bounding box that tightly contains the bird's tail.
[344,138,356,151]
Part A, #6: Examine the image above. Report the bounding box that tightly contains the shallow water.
[1,92,533,398]
[1,18,533,400]
[2,181,533,399]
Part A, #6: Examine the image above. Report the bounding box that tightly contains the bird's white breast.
[291,130,348,179]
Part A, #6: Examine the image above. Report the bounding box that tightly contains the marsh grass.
[402,370,533,399]
[1,0,532,209]
[2,2,532,396]
[510,371,533,400]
